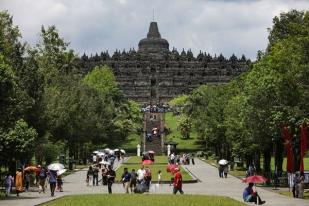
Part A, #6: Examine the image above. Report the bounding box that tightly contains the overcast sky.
[1,0,309,60]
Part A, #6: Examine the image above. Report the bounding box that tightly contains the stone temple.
[79,22,249,105]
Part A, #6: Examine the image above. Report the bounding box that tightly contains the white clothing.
[137,169,146,181]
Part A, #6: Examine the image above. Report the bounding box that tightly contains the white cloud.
[1,0,309,59]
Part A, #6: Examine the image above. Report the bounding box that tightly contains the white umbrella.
[97,152,105,156]
[48,163,65,171]
[93,151,99,154]
[57,169,67,175]
[109,150,115,155]
[148,150,155,154]
[113,149,119,152]
[99,160,111,165]
[120,149,126,154]
[218,159,228,165]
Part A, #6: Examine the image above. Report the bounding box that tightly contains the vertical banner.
[280,124,293,172]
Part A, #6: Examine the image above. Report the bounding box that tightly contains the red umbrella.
[242,175,267,184]
[166,164,179,173]
[142,160,153,165]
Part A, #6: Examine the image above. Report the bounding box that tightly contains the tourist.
[243,183,265,205]
[49,169,57,197]
[173,167,184,194]
[218,165,224,178]
[93,166,99,186]
[106,165,116,194]
[170,153,175,164]
[4,173,14,197]
[86,166,93,186]
[293,172,300,198]
[144,167,152,192]
[223,165,228,178]
[130,169,137,192]
[137,165,146,184]
[121,167,131,193]
[38,166,47,193]
[102,165,108,185]
[25,171,31,192]
[35,165,41,187]
[56,174,63,192]
[15,168,23,197]
[191,153,195,165]
[298,172,305,199]
[246,164,255,177]
[157,170,162,185]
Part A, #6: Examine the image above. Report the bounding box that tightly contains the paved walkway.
[1,158,308,206]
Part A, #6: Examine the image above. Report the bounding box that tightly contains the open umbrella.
[99,160,111,165]
[242,175,267,184]
[218,159,228,165]
[120,149,126,154]
[114,149,119,152]
[148,150,155,154]
[93,151,99,154]
[166,164,179,173]
[48,163,65,171]
[24,166,38,172]
[57,169,67,175]
[142,159,153,165]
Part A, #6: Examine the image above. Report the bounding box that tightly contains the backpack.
[39,169,47,178]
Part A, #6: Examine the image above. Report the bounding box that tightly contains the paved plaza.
[0,158,308,206]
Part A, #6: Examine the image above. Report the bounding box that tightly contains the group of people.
[168,153,195,165]
[4,165,63,198]
[218,164,229,178]
[86,165,116,194]
[120,165,153,193]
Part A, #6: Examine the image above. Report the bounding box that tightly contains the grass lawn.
[42,194,246,206]
[165,112,201,150]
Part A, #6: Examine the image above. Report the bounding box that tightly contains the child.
[5,173,14,197]
[157,170,162,185]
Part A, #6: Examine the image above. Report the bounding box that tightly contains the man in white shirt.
[137,165,146,184]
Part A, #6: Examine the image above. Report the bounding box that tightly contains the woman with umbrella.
[242,175,267,205]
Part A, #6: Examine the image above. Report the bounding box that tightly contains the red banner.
[280,124,293,172]
[300,122,308,172]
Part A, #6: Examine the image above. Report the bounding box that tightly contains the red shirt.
[173,171,182,189]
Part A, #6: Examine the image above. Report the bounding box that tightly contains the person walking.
[93,166,99,186]
[223,165,228,178]
[86,166,93,186]
[15,168,23,197]
[130,169,137,193]
[106,165,116,194]
[144,167,152,192]
[173,168,184,194]
[137,165,145,184]
[157,170,162,185]
[4,173,14,197]
[121,167,131,193]
[49,170,57,197]
[25,171,31,192]
[38,166,47,193]
[102,165,108,185]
